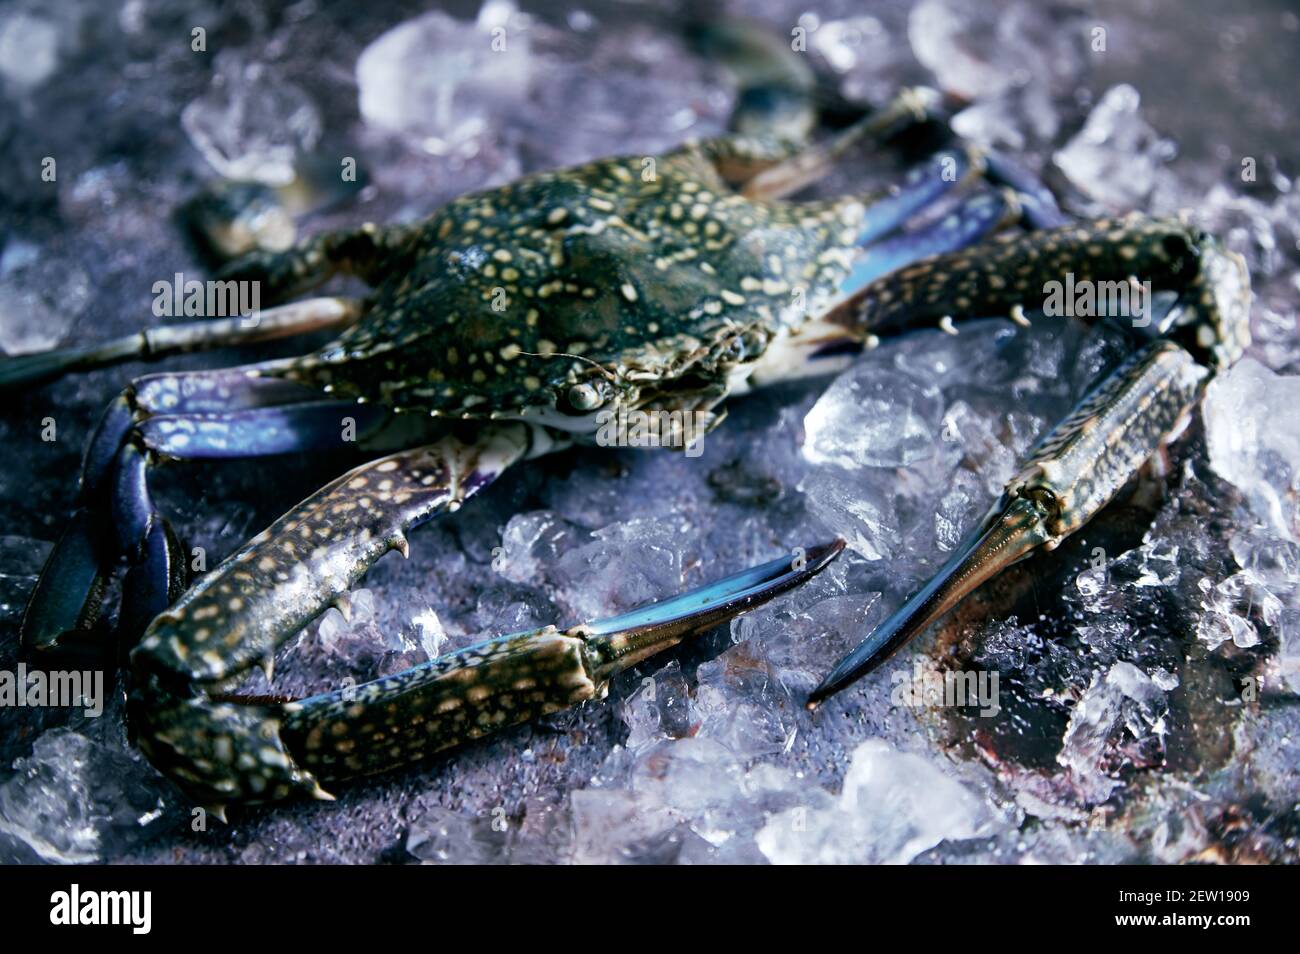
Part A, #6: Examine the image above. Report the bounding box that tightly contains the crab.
[2,40,1251,811]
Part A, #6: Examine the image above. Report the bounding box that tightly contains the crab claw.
[807,495,1053,710]
[583,539,846,682]
[276,538,847,788]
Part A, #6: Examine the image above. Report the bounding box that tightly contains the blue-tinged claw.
[583,539,845,680]
[111,441,154,562]
[137,401,391,459]
[855,150,975,247]
[983,150,1067,229]
[273,538,846,788]
[132,368,323,414]
[807,498,1051,710]
[844,189,1019,293]
[20,510,113,654]
[81,393,138,500]
[119,519,190,652]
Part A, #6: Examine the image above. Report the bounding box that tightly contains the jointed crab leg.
[807,342,1206,707]
[845,187,1025,293]
[279,542,843,785]
[134,426,533,688]
[808,216,1251,707]
[738,86,942,200]
[0,297,365,392]
[127,426,530,803]
[126,419,842,803]
[20,364,397,655]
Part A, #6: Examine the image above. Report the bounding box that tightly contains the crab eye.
[564,382,604,413]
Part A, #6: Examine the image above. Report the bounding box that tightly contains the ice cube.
[521,24,728,169]
[807,15,908,107]
[550,517,685,622]
[804,366,943,470]
[908,0,1015,100]
[568,788,680,864]
[909,0,1084,108]
[1204,358,1300,541]
[618,660,691,754]
[181,51,321,185]
[757,739,996,864]
[1057,662,1170,804]
[0,730,167,864]
[0,239,89,355]
[406,806,508,864]
[492,510,590,586]
[1054,85,1176,211]
[0,9,60,91]
[355,3,532,158]
[1195,572,1281,651]
[0,535,51,624]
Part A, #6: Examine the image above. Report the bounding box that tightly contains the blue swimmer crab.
[1,35,1251,811]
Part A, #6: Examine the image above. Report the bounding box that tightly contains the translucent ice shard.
[1195,572,1281,651]
[757,739,996,864]
[804,367,943,470]
[0,239,89,355]
[0,730,167,864]
[355,2,532,158]
[406,806,508,864]
[1057,662,1172,804]
[1054,85,1175,210]
[181,52,321,185]
[1204,358,1300,541]
[0,535,51,624]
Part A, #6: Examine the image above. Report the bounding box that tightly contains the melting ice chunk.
[1204,358,1300,542]
[355,2,532,157]
[0,535,51,623]
[0,730,167,864]
[804,367,943,470]
[0,239,89,355]
[181,52,321,185]
[757,739,996,864]
[1054,85,1175,210]
[0,9,61,90]
[1195,572,1281,651]
[1057,661,1172,804]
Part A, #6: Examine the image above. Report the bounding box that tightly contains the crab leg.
[215,223,418,304]
[126,425,528,803]
[133,426,533,688]
[0,297,365,392]
[124,420,843,804]
[20,367,395,654]
[844,187,1026,293]
[739,87,942,200]
[807,217,1251,706]
[807,341,1205,707]
[278,541,844,785]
